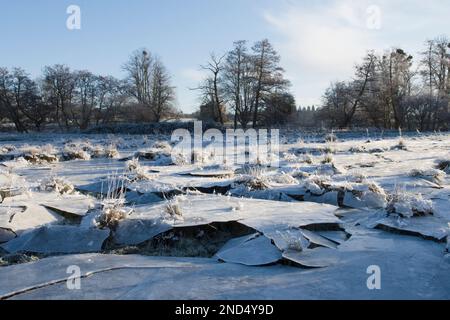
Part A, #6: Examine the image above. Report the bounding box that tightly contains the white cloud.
[263,0,382,106]
[262,0,450,107]
[264,1,378,74]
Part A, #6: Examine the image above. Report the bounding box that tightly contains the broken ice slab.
[130,194,340,232]
[228,187,292,202]
[0,228,16,243]
[0,206,24,227]
[0,204,61,234]
[342,191,387,209]
[0,253,208,299]
[130,195,243,227]
[266,185,341,207]
[1,192,94,220]
[126,194,341,256]
[185,169,235,178]
[304,191,339,206]
[237,203,340,236]
[1,225,110,254]
[125,191,163,205]
[215,233,282,266]
[334,207,381,228]
[114,219,172,246]
[376,175,446,193]
[41,194,96,218]
[279,181,389,210]
[283,247,341,268]
[300,229,338,249]
[375,215,449,242]
[265,228,340,251]
[75,180,109,196]
[0,187,23,200]
[431,198,450,221]
[266,228,310,252]
[9,158,125,189]
[129,175,235,195]
[0,191,56,205]
[315,230,350,244]
[76,178,129,197]
[1,228,450,299]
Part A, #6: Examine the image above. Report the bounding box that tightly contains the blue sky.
[1,0,449,112]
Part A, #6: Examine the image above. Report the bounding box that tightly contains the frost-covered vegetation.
[0,131,449,300]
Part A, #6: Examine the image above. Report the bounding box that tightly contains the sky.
[0,0,449,113]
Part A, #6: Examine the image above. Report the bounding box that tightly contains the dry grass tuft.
[21,144,59,164]
[62,146,91,161]
[97,174,131,228]
[39,176,75,194]
[92,145,120,159]
[386,187,434,218]
[269,173,298,185]
[321,153,334,164]
[391,139,407,151]
[125,158,153,181]
[236,166,271,190]
[163,198,184,221]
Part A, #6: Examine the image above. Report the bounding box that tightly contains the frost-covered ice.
[0,132,449,299]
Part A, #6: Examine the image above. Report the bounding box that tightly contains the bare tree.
[42,65,75,130]
[432,37,450,97]
[378,48,414,129]
[223,40,251,129]
[319,43,449,130]
[420,37,450,129]
[124,49,152,107]
[150,58,176,122]
[72,70,98,129]
[95,76,127,124]
[0,68,28,132]
[18,75,50,131]
[320,53,377,129]
[320,81,352,128]
[124,49,175,122]
[342,52,377,128]
[195,53,226,125]
[220,39,291,129]
[251,39,289,128]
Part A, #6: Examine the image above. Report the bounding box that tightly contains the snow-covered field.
[0,131,449,300]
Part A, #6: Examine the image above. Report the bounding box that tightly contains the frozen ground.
[0,131,449,300]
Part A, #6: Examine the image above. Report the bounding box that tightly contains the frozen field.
[0,131,449,300]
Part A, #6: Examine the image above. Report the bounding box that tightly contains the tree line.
[318,36,450,131]
[1,36,449,133]
[0,49,177,132]
[195,39,296,129]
